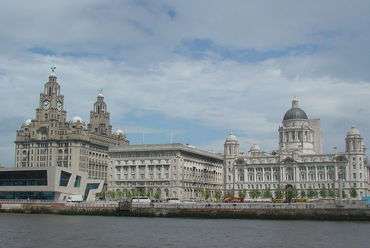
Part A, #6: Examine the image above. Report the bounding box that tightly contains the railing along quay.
[128,202,316,210]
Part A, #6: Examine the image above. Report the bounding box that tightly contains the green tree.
[204,189,211,200]
[300,190,306,199]
[215,190,222,202]
[126,190,132,198]
[336,190,347,199]
[285,186,297,203]
[307,188,317,199]
[107,191,116,200]
[319,185,328,198]
[263,188,273,199]
[138,188,145,197]
[249,189,261,199]
[154,191,161,200]
[328,188,335,198]
[97,189,106,200]
[116,190,123,200]
[349,187,358,199]
[274,185,284,199]
[224,190,233,198]
[238,189,246,199]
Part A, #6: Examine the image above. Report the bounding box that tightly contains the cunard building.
[108,144,224,200]
[14,69,129,181]
[224,98,369,199]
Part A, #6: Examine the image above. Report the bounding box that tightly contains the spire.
[49,66,57,78]
[292,97,299,108]
[97,88,104,98]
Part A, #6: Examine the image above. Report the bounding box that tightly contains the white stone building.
[224,98,369,199]
[108,143,223,200]
[14,70,129,182]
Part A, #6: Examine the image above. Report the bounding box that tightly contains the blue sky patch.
[177,39,321,62]
[28,47,56,56]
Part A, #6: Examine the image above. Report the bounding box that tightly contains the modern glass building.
[0,167,103,201]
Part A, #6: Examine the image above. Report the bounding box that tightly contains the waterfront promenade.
[1,199,370,220]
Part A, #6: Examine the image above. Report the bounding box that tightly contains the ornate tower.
[224,133,240,194]
[36,67,66,123]
[88,92,112,135]
[346,126,365,153]
[278,98,322,155]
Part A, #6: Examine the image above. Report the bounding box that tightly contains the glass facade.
[84,183,100,200]
[0,170,47,186]
[74,176,81,188]
[59,171,71,187]
[0,191,55,200]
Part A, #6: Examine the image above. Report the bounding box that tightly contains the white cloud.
[0,1,369,166]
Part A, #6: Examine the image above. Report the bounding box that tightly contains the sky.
[0,0,370,167]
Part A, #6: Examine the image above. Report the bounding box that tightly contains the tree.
[350,187,358,199]
[307,188,317,199]
[204,189,211,200]
[319,185,328,198]
[224,190,233,198]
[154,191,161,200]
[116,190,123,200]
[336,190,347,199]
[300,190,306,199]
[238,189,246,199]
[274,185,284,199]
[328,188,335,198]
[263,188,273,199]
[215,190,222,202]
[126,190,132,198]
[138,188,145,197]
[249,189,261,199]
[97,189,106,200]
[285,186,297,203]
[107,191,116,200]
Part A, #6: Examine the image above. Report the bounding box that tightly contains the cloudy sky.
[0,0,369,167]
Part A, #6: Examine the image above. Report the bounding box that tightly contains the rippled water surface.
[0,213,369,248]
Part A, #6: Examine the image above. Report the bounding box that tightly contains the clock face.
[56,101,63,111]
[42,100,50,110]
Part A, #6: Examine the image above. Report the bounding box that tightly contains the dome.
[71,116,83,123]
[250,144,261,151]
[347,126,361,136]
[226,133,238,142]
[23,119,32,126]
[49,72,57,78]
[114,129,124,136]
[97,93,104,98]
[283,98,308,121]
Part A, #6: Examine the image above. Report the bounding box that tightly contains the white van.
[66,195,83,202]
[167,198,181,204]
[131,197,151,204]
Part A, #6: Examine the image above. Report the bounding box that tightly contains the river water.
[0,214,369,248]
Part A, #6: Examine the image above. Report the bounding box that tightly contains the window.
[59,171,71,187]
[74,176,81,188]
[353,173,356,179]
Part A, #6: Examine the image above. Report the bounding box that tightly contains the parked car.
[131,197,151,204]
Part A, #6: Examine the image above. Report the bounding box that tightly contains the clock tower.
[88,91,112,135]
[36,67,66,123]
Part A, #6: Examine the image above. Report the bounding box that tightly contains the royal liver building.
[224,98,368,199]
[15,70,129,181]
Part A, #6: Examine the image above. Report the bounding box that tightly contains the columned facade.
[225,99,369,200]
[108,143,223,200]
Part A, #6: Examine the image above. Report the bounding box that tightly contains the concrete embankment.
[125,207,370,220]
[1,201,370,220]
